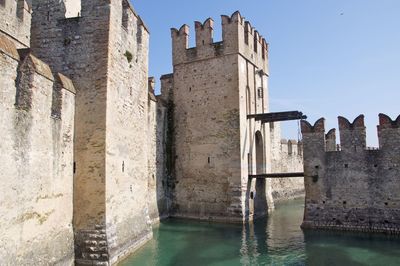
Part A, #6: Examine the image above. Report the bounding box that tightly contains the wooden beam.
[247,111,307,123]
[249,172,304,179]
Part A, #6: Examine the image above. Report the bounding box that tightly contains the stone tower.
[164,11,274,222]
[30,0,151,264]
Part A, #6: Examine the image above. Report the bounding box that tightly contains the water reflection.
[121,198,400,266]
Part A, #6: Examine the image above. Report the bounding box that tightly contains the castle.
[0,0,303,265]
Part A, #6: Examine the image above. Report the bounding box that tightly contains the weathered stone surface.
[30,0,152,264]
[0,35,20,59]
[301,114,400,234]
[0,37,76,265]
[0,0,31,48]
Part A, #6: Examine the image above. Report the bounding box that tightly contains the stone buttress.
[30,0,151,264]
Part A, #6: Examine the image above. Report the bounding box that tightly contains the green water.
[121,199,400,266]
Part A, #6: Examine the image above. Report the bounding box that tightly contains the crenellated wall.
[30,0,151,264]
[0,0,31,48]
[171,11,268,71]
[270,135,304,203]
[301,114,400,234]
[0,35,76,265]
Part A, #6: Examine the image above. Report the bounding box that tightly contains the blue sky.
[132,0,400,146]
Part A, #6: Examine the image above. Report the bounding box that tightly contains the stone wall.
[30,0,152,264]
[0,0,31,48]
[270,123,304,202]
[301,114,400,234]
[0,36,76,265]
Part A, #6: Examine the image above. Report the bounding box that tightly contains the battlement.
[301,114,400,153]
[0,35,75,118]
[121,0,149,35]
[160,73,174,102]
[0,0,31,20]
[31,0,148,46]
[148,77,156,102]
[325,128,337,151]
[30,0,150,91]
[0,0,31,48]
[171,11,268,69]
[280,139,302,156]
[378,113,400,129]
[194,18,214,47]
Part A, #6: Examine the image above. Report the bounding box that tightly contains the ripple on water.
[120,198,400,266]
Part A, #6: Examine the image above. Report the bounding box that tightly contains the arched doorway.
[254,131,267,217]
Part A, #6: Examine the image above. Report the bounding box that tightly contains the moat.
[121,198,400,266]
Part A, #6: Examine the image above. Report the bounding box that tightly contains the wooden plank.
[247,111,307,123]
[249,172,304,179]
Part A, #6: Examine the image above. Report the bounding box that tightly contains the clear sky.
[132,0,400,146]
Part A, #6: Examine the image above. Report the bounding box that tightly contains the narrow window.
[122,161,125,172]
[244,27,249,45]
[288,141,293,155]
[246,86,251,115]
[257,87,263,99]
[248,153,252,175]
[262,46,265,59]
